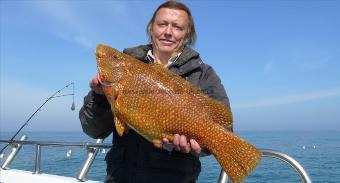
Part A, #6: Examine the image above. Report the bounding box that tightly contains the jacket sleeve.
[199,65,231,109]
[79,90,114,139]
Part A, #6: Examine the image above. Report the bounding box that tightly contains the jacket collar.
[125,44,199,64]
[174,46,200,67]
[124,44,202,75]
[146,50,182,68]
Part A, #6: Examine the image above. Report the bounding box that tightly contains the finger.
[173,134,181,151]
[190,139,201,154]
[154,143,162,149]
[162,138,169,144]
[180,135,190,153]
[90,77,97,88]
[90,76,105,95]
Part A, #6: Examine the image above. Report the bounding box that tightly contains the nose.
[164,25,173,38]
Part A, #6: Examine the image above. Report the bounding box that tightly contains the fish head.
[95,44,132,102]
[96,44,130,84]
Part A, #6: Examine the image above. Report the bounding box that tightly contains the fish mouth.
[97,73,114,87]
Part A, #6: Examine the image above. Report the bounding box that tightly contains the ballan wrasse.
[95,44,261,183]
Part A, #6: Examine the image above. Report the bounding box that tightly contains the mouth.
[159,39,174,45]
[97,73,114,87]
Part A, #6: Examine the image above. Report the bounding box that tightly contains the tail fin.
[206,129,261,183]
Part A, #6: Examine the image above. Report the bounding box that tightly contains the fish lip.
[97,73,114,87]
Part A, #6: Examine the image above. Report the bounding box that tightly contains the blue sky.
[1,0,339,132]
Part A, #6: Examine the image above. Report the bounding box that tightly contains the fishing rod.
[0,82,75,155]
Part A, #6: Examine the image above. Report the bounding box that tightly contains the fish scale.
[96,44,261,183]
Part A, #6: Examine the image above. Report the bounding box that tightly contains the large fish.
[95,44,261,183]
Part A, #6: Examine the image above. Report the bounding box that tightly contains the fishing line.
[0,82,75,154]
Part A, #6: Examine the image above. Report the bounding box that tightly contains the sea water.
[0,131,339,183]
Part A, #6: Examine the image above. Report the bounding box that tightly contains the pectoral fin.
[114,116,129,136]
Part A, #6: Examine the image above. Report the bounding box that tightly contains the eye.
[158,23,166,27]
[157,21,168,27]
[174,26,183,31]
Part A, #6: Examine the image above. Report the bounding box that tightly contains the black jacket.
[79,45,231,183]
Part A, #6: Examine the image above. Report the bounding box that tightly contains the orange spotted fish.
[96,44,261,183]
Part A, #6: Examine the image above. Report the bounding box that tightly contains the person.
[79,1,231,183]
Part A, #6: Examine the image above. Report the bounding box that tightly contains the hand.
[154,134,201,155]
[89,75,104,95]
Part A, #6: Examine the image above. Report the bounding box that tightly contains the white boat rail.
[0,135,312,182]
[217,149,312,183]
[0,135,111,182]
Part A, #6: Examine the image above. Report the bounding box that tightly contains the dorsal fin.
[203,98,233,129]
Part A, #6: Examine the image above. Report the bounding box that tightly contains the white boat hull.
[0,169,101,183]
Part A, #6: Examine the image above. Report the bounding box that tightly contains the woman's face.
[151,8,189,57]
